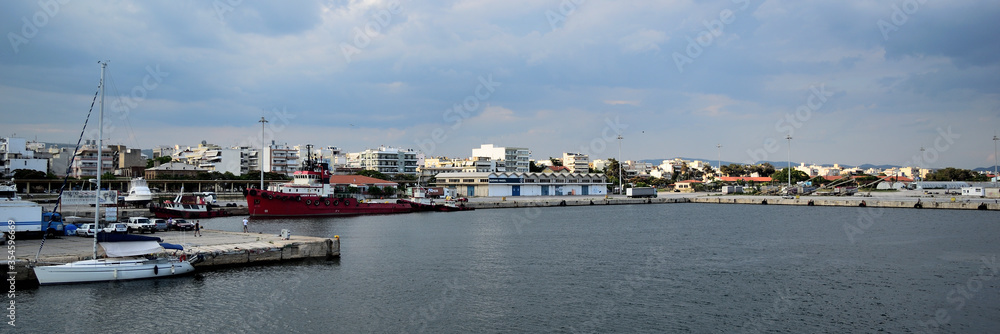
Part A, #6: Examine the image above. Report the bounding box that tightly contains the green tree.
[366,185,383,196]
[146,156,173,168]
[808,176,833,187]
[12,169,47,179]
[771,168,809,184]
[926,167,988,181]
[357,169,388,180]
[549,157,563,167]
[604,158,623,182]
[529,161,545,172]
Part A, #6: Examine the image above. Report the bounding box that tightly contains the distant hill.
[638,158,991,172]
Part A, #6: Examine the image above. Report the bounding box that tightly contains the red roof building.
[718,176,773,182]
[328,175,398,188]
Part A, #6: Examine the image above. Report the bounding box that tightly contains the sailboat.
[32,62,196,285]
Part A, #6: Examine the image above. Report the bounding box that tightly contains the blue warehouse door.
[467,186,475,196]
[582,186,589,195]
[511,185,521,196]
[541,185,549,196]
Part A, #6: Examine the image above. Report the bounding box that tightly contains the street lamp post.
[786,135,792,188]
[993,135,998,184]
[258,117,268,190]
[617,134,623,195]
[919,147,926,181]
[716,144,722,178]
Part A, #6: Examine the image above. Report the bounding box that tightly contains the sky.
[1,0,998,169]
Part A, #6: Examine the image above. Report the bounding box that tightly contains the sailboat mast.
[93,61,106,260]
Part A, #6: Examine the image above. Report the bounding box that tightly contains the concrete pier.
[457,193,998,211]
[11,230,339,286]
[688,196,1000,210]
[463,196,688,209]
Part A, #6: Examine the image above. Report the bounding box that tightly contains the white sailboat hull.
[33,258,195,285]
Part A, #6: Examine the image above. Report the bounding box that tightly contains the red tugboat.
[244,149,413,218]
[150,192,231,219]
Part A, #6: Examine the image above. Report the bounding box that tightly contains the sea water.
[14,203,1000,333]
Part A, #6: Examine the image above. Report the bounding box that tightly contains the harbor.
[10,229,339,286]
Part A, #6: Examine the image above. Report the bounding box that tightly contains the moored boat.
[245,147,412,217]
[33,62,197,285]
[33,233,197,285]
[397,198,474,212]
[150,192,230,219]
[123,177,152,207]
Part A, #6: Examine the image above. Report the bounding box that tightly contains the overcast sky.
[1,0,997,169]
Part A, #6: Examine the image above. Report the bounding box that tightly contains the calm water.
[14,203,1000,333]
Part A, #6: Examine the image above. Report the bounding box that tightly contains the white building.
[69,142,114,178]
[170,143,258,176]
[437,172,608,197]
[349,146,419,176]
[0,137,48,176]
[562,153,589,173]
[263,141,300,176]
[471,144,530,172]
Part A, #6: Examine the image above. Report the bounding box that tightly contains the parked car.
[76,223,98,237]
[127,217,156,234]
[169,219,194,231]
[152,219,169,232]
[103,223,128,234]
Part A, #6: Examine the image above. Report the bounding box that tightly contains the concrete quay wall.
[466,197,688,209]
[463,195,997,211]
[690,196,999,210]
[13,232,338,285]
[190,235,339,268]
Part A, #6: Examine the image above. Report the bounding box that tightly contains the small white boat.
[123,177,153,207]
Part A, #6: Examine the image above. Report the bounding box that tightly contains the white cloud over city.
[1,0,997,168]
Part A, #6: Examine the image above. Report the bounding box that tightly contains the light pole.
[785,135,792,188]
[993,134,998,184]
[258,116,268,190]
[617,134,623,195]
[716,144,722,178]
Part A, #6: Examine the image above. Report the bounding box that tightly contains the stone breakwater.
[462,195,998,211]
[689,196,999,210]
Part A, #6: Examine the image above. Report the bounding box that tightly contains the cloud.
[0,0,996,168]
[603,100,640,106]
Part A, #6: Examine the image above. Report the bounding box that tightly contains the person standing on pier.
[243,217,249,233]
[194,220,201,237]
